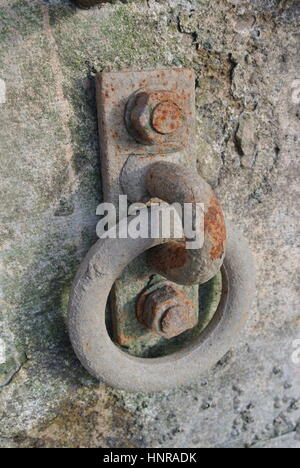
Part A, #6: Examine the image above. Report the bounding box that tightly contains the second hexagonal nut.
[137,284,198,339]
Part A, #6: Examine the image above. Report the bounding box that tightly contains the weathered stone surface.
[0,0,299,448]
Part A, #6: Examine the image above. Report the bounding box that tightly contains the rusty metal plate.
[96,68,196,206]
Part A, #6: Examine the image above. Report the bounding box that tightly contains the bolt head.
[137,284,198,339]
[129,90,184,145]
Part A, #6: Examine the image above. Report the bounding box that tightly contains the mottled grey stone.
[0,0,299,449]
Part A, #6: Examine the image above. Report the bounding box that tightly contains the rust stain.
[204,195,227,260]
[135,289,149,327]
[148,241,187,271]
[152,101,183,135]
[115,330,132,346]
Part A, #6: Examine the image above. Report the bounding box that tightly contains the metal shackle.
[145,161,226,286]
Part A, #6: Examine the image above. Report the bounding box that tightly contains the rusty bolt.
[137,284,198,339]
[129,90,184,145]
[152,101,183,135]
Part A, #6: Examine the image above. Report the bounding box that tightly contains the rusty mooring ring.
[68,219,255,393]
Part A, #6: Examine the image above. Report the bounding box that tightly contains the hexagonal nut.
[129,90,184,145]
[160,305,198,339]
[137,284,198,339]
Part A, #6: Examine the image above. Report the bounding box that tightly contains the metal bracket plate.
[96,68,197,205]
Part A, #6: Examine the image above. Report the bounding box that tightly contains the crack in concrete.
[249,427,299,448]
[0,362,22,388]
[0,353,28,388]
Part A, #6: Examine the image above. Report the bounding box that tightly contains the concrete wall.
[0,0,299,447]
